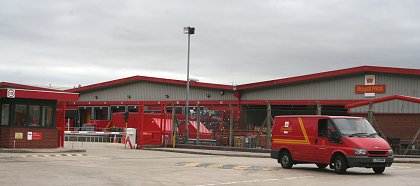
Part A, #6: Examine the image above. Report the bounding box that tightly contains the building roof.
[236,66,420,90]
[66,66,420,93]
[0,82,59,92]
[346,95,420,109]
[67,75,233,93]
[0,88,79,101]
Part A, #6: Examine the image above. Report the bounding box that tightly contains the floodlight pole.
[184,27,195,143]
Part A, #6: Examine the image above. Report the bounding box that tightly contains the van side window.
[318,119,328,138]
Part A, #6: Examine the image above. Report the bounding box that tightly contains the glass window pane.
[15,104,27,126]
[1,104,10,126]
[128,106,138,112]
[94,107,109,120]
[29,105,40,127]
[42,106,53,127]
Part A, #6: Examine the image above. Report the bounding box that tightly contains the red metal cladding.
[0,88,78,101]
[0,82,59,91]
[66,75,232,93]
[237,66,420,90]
[346,95,420,109]
[56,101,67,147]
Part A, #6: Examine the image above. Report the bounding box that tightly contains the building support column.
[228,103,233,147]
[316,101,322,115]
[196,102,200,145]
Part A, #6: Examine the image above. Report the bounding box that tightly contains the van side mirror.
[329,132,341,143]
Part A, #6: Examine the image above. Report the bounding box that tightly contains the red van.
[271,115,393,174]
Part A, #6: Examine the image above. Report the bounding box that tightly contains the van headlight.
[354,148,367,155]
[388,149,393,156]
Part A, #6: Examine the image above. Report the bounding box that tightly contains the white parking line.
[393,169,420,172]
[242,180,259,183]
[195,176,313,186]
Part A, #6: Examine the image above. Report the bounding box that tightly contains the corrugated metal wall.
[78,81,235,101]
[241,73,420,101]
[350,100,420,113]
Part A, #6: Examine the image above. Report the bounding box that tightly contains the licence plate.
[373,158,386,163]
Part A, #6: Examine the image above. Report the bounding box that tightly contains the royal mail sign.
[355,84,386,94]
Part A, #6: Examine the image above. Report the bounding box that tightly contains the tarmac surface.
[2,143,419,164]
[146,146,420,164]
[3,142,420,186]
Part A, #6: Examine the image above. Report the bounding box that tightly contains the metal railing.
[391,140,420,155]
[65,134,126,143]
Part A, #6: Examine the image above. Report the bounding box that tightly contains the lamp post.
[184,26,195,143]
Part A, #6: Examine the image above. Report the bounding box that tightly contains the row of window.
[1,103,54,127]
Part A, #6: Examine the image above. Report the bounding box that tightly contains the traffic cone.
[113,135,117,143]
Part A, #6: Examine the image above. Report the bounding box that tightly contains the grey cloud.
[1,0,420,87]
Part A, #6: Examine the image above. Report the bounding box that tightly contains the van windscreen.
[332,118,378,137]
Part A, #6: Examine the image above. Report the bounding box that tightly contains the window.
[14,104,27,126]
[318,119,337,138]
[29,105,41,127]
[1,104,10,126]
[42,106,53,127]
[94,107,109,120]
[128,105,138,112]
[111,106,125,113]
[318,119,328,138]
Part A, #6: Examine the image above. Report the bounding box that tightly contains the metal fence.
[65,134,126,143]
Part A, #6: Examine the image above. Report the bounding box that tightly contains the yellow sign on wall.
[15,132,23,140]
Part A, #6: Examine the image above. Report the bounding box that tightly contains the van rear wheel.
[316,163,328,169]
[279,151,293,169]
[333,155,348,174]
[373,167,385,174]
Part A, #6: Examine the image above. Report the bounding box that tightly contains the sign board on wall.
[32,132,43,140]
[27,132,43,140]
[355,85,386,94]
[364,75,376,97]
[354,75,386,97]
[15,132,23,139]
[7,89,15,98]
[27,132,33,140]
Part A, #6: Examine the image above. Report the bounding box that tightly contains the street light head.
[184,27,195,34]
[189,78,199,82]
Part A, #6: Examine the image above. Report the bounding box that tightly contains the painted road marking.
[195,176,314,186]
[176,162,420,173]
[175,162,281,171]
[20,154,88,158]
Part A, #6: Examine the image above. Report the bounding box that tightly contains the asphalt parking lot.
[1,142,420,186]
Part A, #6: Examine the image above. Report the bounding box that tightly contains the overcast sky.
[1,0,419,89]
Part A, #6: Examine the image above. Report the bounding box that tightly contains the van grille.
[368,151,386,155]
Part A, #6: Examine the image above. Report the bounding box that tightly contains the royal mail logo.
[7,89,15,98]
[366,77,374,84]
[355,85,386,94]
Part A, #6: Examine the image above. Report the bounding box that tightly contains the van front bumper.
[346,156,393,168]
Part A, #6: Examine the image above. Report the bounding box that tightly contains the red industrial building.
[1,66,420,152]
[62,66,420,152]
[0,83,78,148]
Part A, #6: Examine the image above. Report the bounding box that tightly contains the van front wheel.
[279,151,293,169]
[373,167,385,174]
[333,155,348,174]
